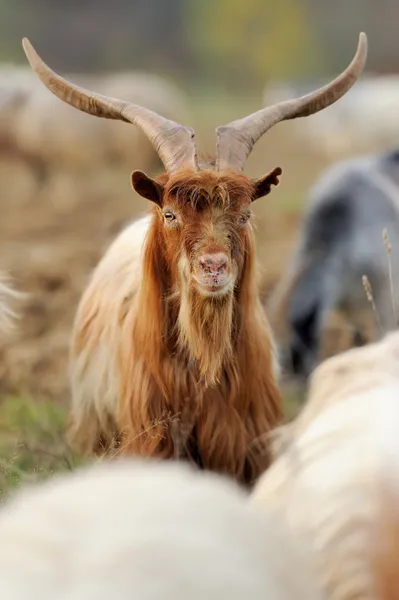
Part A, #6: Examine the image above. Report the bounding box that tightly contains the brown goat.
[22,34,368,486]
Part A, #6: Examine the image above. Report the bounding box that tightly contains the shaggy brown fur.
[371,481,399,600]
[69,167,283,487]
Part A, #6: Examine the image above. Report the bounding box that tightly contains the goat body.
[22,33,367,486]
[69,170,282,487]
[251,330,399,600]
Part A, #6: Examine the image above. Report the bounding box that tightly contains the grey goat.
[269,148,399,378]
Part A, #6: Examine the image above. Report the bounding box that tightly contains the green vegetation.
[0,395,85,500]
[188,0,323,89]
[0,389,304,500]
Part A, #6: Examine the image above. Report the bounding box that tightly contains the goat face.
[165,173,251,298]
[177,200,242,299]
[132,169,281,300]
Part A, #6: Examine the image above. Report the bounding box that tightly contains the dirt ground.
[0,120,332,408]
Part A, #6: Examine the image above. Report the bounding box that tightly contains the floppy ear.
[131,170,165,206]
[252,167,282,201]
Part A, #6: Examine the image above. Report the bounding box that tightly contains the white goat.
[0,65,190,173]
[263,74,399,159]
[0,458,322,600]
[251,330,399,600]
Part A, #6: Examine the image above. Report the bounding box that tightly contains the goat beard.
[177,285,234,386]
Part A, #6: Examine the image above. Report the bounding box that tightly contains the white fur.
[0,458,322,600]
[251,331,399,600]
[69,214,150,429]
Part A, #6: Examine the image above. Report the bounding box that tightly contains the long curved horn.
[216,32,368,172]
[22,38,197,174]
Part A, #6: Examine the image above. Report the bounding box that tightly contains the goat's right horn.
[22,38,198,174]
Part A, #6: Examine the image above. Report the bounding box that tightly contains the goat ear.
[131,170,164,206]
[252,167,282,201]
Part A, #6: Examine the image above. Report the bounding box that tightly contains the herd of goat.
[1,30,399,599]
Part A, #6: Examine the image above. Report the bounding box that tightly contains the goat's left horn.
[215,32,368,172]
[22,38,198,174]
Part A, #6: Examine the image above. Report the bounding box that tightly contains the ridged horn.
[22,37,198,174]
[216,32,368,172]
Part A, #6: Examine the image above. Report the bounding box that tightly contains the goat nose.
[199,253,229,274]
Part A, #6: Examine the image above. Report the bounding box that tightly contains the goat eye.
[164,212,176,222]
[238,214,250,225]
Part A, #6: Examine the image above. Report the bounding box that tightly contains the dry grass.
[0,389,305,501]
[383,228,398,326]
[361,228,399,338]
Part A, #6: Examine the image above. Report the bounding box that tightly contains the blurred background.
[1,0,399,484]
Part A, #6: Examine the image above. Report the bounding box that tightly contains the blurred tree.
[186,0,324,90]
[0,0,399,90]
[0,0,193,76]
[307,0,399,74]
